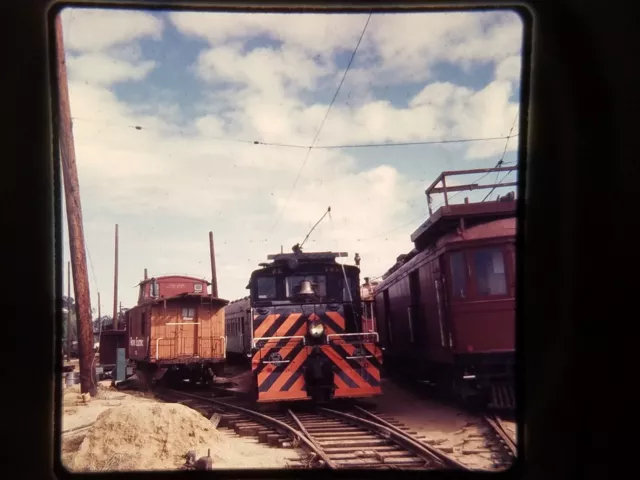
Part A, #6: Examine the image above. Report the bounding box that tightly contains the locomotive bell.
[298,280,315,295]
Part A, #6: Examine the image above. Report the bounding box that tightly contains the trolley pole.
[113,224,119,329]
[56,16,96,397]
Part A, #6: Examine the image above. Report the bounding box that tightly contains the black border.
[4,0,632,480]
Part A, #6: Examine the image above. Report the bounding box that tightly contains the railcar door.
[438,254,457,350]
[408,269,425,348]
[177,305,196,357]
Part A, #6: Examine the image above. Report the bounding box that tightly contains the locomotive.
[373,166,517,410]
[233,247,383,403]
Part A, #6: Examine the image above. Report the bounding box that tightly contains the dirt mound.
[68,403,222,472]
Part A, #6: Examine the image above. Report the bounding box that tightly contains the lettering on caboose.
[129,337,145,347]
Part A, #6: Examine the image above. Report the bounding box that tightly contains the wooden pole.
[209,231,219,298]
[67,261,71,362]
[113,224,119,329]
[97,292,101,330]
[56,16,96,397]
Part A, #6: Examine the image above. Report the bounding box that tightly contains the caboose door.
[438,255,455,350]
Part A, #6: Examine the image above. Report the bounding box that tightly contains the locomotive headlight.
[309,322,324,337]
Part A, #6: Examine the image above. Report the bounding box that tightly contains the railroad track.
[483,414,517,464]
[154,389,470,470]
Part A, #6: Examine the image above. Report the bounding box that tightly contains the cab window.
[256,276,277,299]
[286,275,327,297]
[472,248,507,296]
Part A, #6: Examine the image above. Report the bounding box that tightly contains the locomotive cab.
[247,249,383,403]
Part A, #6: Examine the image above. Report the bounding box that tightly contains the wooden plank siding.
[128,297,226,363]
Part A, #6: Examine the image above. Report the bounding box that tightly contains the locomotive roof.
[266,251,348,262]
[411,165,518,250]
[410,200,516,250]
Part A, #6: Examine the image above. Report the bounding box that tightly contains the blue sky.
[60,8,523,311]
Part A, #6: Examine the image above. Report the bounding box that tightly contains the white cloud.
[61,8,164,53]
[67,53,156,86]
[495,54,522,83]
[169,12,366,54]
[61,8,524,310]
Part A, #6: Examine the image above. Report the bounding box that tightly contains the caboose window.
[450,252,468,299]
[473,248,507,296]
[256,277,277,299]
[182,308,195,319]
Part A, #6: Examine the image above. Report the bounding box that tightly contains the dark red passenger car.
[373,166,517,409]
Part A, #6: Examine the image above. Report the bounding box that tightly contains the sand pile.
[69,403,222,472]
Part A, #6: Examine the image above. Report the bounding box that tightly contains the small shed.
[98,329,128,366]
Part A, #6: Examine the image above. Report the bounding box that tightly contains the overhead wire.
[267,12,372,233]
[71,115,519,151]
[482,112,520,201]
[355,159,519,243]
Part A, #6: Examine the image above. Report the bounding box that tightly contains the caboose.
[373,166,517,410]
[126,273,229,388]
[244,248,383,403]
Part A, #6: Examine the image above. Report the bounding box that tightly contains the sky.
[59,7,524,313]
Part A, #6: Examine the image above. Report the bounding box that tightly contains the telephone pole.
[209,231,219,297]
[113,224,119,329]
[56,16,96,397]
[67,261,71,362]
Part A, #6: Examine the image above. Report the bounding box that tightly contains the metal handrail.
[326,332,379,343]
[252,335,306,349]
[155,337,164,360]
[154,336,226,360]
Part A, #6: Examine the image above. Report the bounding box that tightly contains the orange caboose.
[126,274,229,388]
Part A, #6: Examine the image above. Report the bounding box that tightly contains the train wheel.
[136,363,153,392]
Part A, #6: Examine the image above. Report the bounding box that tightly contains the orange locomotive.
[245,247,382,403]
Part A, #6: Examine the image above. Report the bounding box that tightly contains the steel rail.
[352,405,470,470]
[321,407,470,470]
[286,409,338,469]
[485,415,517,457]
[163,389,333,468]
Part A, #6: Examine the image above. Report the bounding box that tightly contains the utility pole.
[67,261,71,362]
[209,231,219,297]
[97,292,101,330]
[113,224,119,329]
[56,16,96,397]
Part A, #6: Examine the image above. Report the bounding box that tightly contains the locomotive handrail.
[156,337,164,360]
[327,332,379,343]
[252,335,306,349]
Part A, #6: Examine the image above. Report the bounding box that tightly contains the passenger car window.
[256,276,277,299]
[450,252,468,299]
[473,248,507,296]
